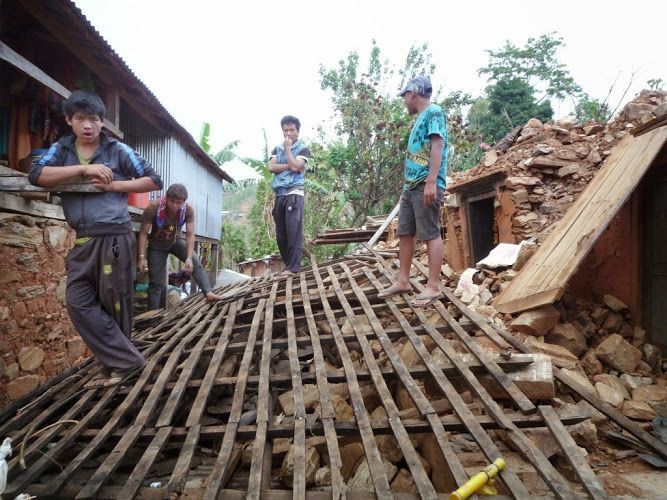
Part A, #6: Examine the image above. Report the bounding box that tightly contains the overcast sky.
[74,0,665,180]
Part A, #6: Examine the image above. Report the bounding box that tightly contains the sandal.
[84,366,143,390]
[410,293,443,308]
[377,286,411,299]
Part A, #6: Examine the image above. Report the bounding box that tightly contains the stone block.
[18,346,45,371]
[596,334,641,373]
[510,305,560,336]
[5,374,39,399]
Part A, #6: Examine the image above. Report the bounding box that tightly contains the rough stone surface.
[44,225,68,248]
[5,374,39,400]
[622,401,658,421]
[348,458,397,492]
[510,305,561,336]
[595,382,625,408]
[632,385,667,403]
[603,294,627,312]
[279,445,319,487]
[390,469,418,493]
[581,349,603,376]
[641,343,662,371]
[18,346,45,371]
[17,285,45,300]
[66,337,86,361]
[595,334,641,373]
[545,322,587,356]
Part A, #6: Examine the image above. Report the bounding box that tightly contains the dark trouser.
[272,194,304,273]
[147,238,212,310]
[66,233,145,371]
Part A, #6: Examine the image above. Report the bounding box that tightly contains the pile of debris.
[447,89,667,244]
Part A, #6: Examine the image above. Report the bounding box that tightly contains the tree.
[470,77,553,142]
[478,32,581,102]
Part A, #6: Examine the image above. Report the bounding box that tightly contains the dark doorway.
[467,197,495,264]
[645,176,667,352]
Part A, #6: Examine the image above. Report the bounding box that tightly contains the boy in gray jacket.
[29,90,163,388]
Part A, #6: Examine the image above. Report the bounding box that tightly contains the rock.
[632,385,667,403]
[593,374,630,400]
[279,383,349,416]
[595,334,641,373]
[581,350,603,377]
[513,212,539,227]
[506,176,542,188]
[603,312,623,332]
[314,466,332,486]
[624,102,656,121]
[66,337,86,360]
[17,285,46,300]
[595,382,625,408]
[567,419,598,450]
[340,442,365,480]
[560,368,596,393]
[523,428,560,458]
[5,362,19,381]
[348,458,397,491]
[0,271,21,284]
[557,164,581,177]
[390,468,418,493]
[545,323,587,356]
[632,327,646,347]
[0,213,43,247]
[525,338,578,369]
[376,433,403,463]
[18,346,45,371]
[510,189,529,205]
[330,395,354,422]
[5,374,39,399]
[641,343,662,371]
[603,294,627,312]
[512,241,538,271]
[483,150,498,167]
[13,301,28,320]
[0,358,5,378]
[44,225,68,248]
[650,401,667,417]
[279,445,319,487]
[622,401,657,421]
[590,307,609,327]
[510,305,560,336]
[479,288,493,305]
[620,374,652,391]
[583,124,604,136]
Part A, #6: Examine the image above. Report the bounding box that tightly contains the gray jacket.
[29,133,163,237]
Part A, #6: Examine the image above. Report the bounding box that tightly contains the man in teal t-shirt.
[379,75,448,307]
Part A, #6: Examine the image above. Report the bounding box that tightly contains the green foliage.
[199,122,212,153]
[648,78,664,90]
[478,32,581,101]
[469,77,553,142]
[219,221,248,269]
[574,93,611,123]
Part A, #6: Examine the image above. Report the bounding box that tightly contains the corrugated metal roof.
[37,0,234,183]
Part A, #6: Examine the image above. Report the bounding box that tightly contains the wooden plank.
[185,300,239,426]
[496,127,667,313]
[363,270,525,496]
[0,175,103,193]
[156,303,229,427]
[539,406,608,500]
[0,192,65,220]
[331,265,436,499]
[117,426,172,499]
[248,282,279,499]
[202,299,266,500]
[310,261,392,497]
[285,277,307,499]
[78,412,591,442]
[166,424,200,497]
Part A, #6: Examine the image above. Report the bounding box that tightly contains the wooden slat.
[247,282,279,498]
[202,300,266,499]
[185,300,239,426]
[117,426,172,499]
[284,277,307,499]
[331,265,436,499]
[166,424,200,497]
[310,262,392,497]
[539,406,608,500]
[496,126,667,313]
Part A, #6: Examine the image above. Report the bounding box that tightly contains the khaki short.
[397,184,444,241]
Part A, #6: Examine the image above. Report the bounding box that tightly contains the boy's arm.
[137,221,151,272]
[268,146,289,173]
[184,208,195,272]
[29,143,114,187]
[284,144,307,173]
[423,135,444,206]
[113,143,163,193]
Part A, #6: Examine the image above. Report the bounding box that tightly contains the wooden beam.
[0,192,65,220]
[0,39,123,139]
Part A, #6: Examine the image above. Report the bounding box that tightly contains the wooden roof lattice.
[1,251,648,498]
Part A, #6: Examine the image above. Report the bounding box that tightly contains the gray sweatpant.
[66,233,145,371]
[147,238,212,310]
[272,194,304,273]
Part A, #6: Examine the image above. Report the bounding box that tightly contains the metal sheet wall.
[119,102,222,240]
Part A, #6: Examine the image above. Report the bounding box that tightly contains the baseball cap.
[398,75,433,97]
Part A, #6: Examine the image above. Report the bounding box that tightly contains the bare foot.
[377,284,412,299]
[410,292,442,307]
[205,292,223,302]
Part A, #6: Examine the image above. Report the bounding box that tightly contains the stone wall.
[0,212,87,407]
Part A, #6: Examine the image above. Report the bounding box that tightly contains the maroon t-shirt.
[142,200,194,250]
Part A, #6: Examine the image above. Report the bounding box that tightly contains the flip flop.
[377,287,411,299]
[84,366,142,390]
[410,294,443,308]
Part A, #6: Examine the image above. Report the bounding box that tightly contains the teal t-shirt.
[403,103,448,190]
